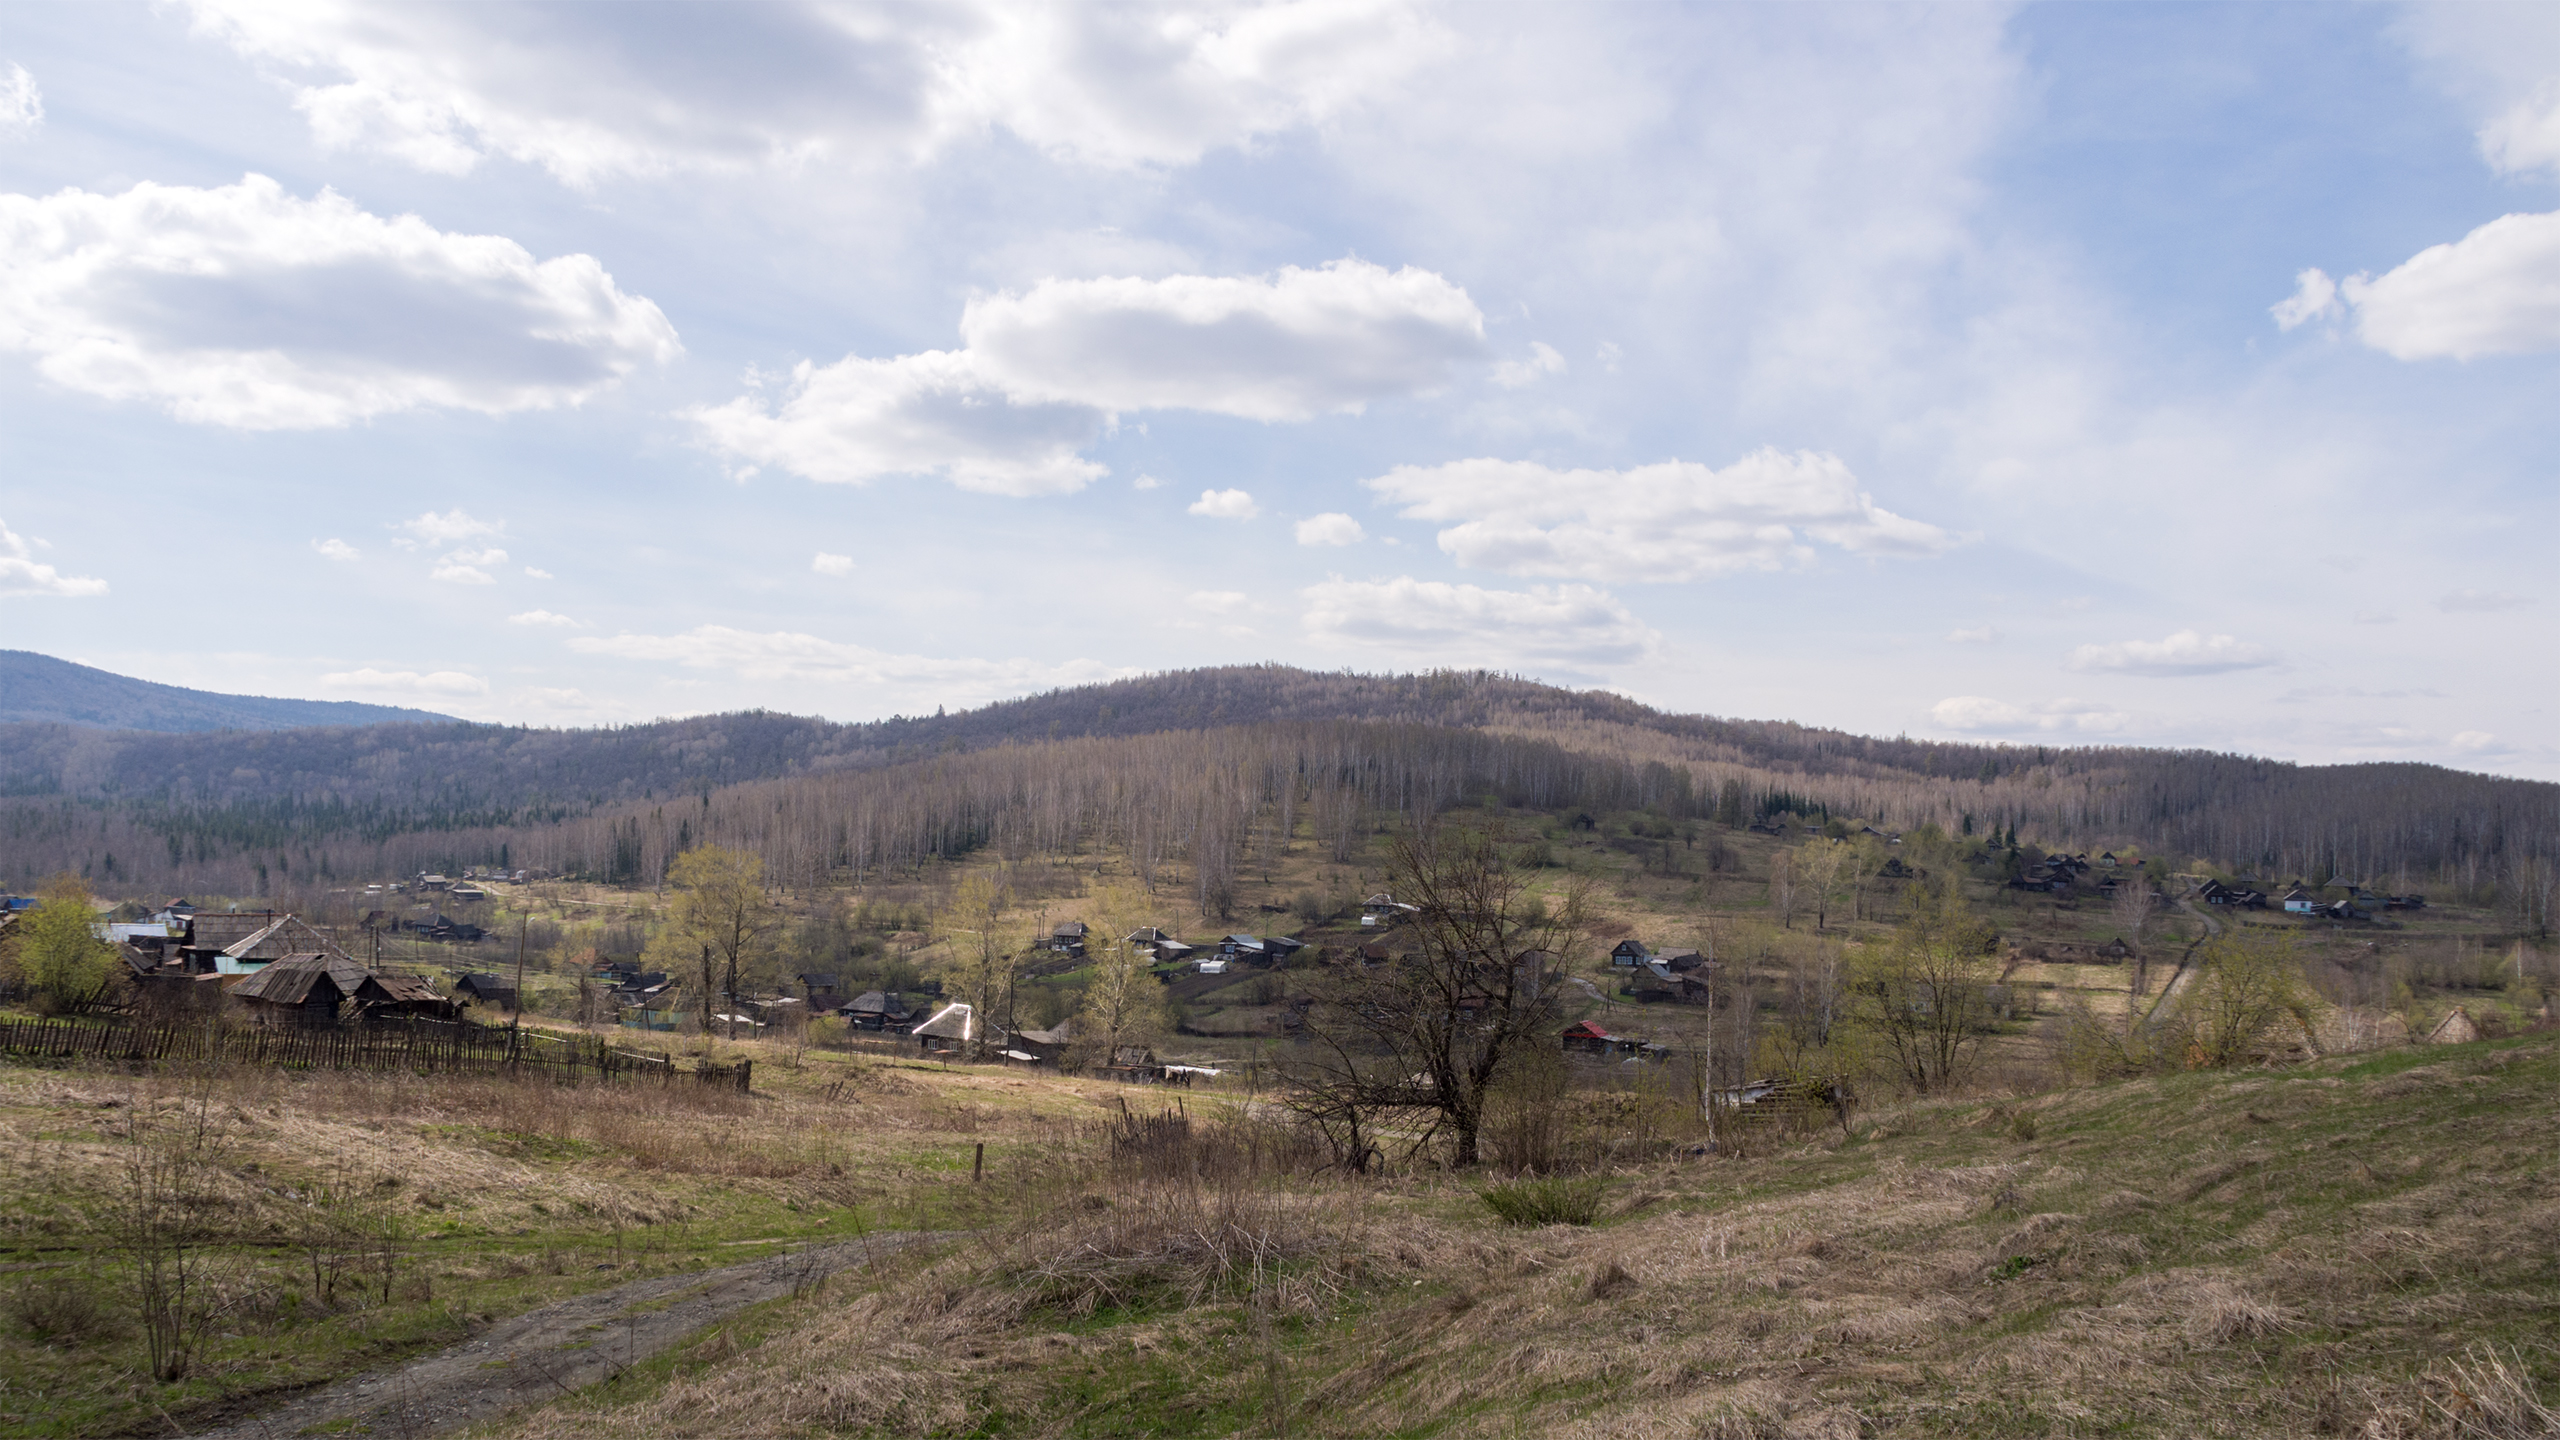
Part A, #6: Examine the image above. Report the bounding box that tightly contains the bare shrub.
[989,1179,1361,1317]
[6,1270,119,1344]
[2365,1345,2560,1439]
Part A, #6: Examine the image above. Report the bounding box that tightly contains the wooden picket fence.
[0,1015,752,1092]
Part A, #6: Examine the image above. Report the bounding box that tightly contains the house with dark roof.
[453,972,518,1008]
[839,990,917,1030]
[230,953,372,1027]
[1610,939,1653,967]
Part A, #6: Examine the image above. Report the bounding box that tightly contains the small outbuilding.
[230,953,373,1028]
[453,972,519,1009]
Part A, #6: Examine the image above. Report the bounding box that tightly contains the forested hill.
[0,664,2552,898]
[0,650,455,732]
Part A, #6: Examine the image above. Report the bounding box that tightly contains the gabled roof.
[912,1002,977,1040]
[842,990,913,1016]
[357,974,446,1006]
[798,972,840,988]
[224,915,351,964]
[1053,921,1089,937]
[232,953,370,1006]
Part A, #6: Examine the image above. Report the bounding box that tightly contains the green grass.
[1476,1174,1609,1227]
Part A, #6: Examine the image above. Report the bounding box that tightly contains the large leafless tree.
[1293,824,1592,1169]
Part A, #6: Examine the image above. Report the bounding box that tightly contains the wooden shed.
[229,953,372,1028]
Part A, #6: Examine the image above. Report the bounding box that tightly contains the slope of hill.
[0,650,455,733]
[0,663,2550,899]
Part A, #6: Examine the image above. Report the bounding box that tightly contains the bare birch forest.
[0,666,2551,901]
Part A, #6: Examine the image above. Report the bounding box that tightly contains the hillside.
[5,1023,2553,1439]
[0,650,454,733]
[0,663,2551,902]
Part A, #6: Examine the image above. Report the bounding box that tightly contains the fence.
[0,1016,752,1092]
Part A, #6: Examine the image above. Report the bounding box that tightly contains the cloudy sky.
[0,4,2554,777]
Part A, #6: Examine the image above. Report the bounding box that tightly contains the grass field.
[5,1012,2555,1438]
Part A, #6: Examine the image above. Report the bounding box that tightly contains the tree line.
[0,666,2550,905]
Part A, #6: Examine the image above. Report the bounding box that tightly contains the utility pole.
[509,917,528,1064]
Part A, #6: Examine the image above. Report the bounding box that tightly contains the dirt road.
[180,1232,945,1440]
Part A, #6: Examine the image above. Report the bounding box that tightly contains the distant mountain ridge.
[0,661,2548,896]
[0,650,458,733]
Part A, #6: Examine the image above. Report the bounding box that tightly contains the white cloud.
[0,175,679,429]
[431,563,495,585]
[186,1,1445,184]
[1364,448,1959,581]
[1594,341,1622,374]
[1929,695,2128,735]
[566,624,1125,701]
[506,609,580,627]
[444,546,507,566]
[2438,588,2533,612]
[1186,590,1249,615]
[1301,576,1657,667]
[697,259,1478,491]
[2328,211,2560,360]
[1188,487,1259,519]
[959,260,1486,421]
[1,63,40,138]
[1946,626,1996,644]
[689,349,1105,495]
[2482,96,2560,178]
[1132,473,1163,490]
[522,566,553,579]
[311,537,359,561]
[1491,340,1566,388]
[1295,512,1365,546]
[2065,629,2276,677]
[2269,268,2339,331]
[2452,729,2501,754]
[319,666,488,697]
[393,509,501,548]
[0,516,107,597]
[812,552,855,575]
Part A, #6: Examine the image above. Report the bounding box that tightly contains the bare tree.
[2112,871,2158,998]
[1767,848,1800,930]
[1799,840,1850,932]
[1852,880,1999,1094]
[941,872,1013,1061]
[664,845,785,1041]
[1076,885,1168,1068]
[1293,824,1592,1168]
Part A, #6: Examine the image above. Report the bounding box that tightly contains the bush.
[7,1272,118,1345]
[1477,1175,1607,1227]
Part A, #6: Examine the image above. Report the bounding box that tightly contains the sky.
[0,3,2554,778]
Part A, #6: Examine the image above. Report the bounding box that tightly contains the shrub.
[7,1271,118,1345]
[1477,1175,1607,1227]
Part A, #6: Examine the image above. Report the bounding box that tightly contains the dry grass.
[460,1033,2560,1439]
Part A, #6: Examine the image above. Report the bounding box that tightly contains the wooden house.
[797,972,843,1006]
[911,1002,982,1055]
[1656,947,1706,974]
[355,973,460,1021]
[2282,887,2322,915]
[453,972,518,1008]
[1610,939,1653,968]
[839,990,917,1030]
[1013,1021,1073,1065]
[1049,921,1089,957]
[230,953,372,1028]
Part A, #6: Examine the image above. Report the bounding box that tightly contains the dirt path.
[2141,892,2223,1026]
[179,1232,946,1440]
